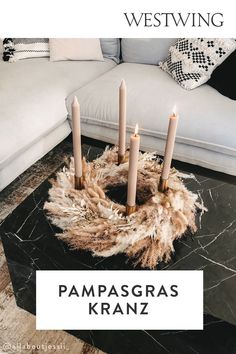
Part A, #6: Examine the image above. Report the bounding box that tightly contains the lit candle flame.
[134,123,139,136]
[172,105,177,116]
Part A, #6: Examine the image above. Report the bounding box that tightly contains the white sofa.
[0,38,235,192]
[0,57,116,191]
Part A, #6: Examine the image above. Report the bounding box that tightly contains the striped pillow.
[3,38,49,62]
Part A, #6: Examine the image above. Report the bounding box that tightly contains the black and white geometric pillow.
[159,38,236,90]
[3,38,49,62]
[3,38,15,61]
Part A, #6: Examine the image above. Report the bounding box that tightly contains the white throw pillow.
[49,38,104,62]
[159,38,236,90]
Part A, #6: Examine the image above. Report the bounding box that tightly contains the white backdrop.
[0,0,234,37]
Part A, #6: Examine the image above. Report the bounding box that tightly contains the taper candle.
[72,96,83,189]
[161,107,179,181]
[118,79,127,163]
[127,124,140,212]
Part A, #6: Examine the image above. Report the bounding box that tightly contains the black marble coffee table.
[1,138,236,354]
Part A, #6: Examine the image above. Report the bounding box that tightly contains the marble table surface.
[0,141,236,353]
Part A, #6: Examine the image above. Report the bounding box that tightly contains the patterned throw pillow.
[2,38,15,61]
[3,38,49,62]
[159,38,236,90]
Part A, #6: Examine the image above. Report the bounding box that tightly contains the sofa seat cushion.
[0,58,116,170]
[66,63,236,156]
[66,63,236,174]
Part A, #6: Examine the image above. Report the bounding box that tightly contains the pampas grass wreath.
[44,147,207,269]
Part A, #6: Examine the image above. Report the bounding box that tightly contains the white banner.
[0,0,235,37]
[36,270,203,330]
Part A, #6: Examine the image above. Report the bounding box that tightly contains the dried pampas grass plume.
[44,147,207,269]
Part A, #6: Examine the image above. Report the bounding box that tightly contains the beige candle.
[72,96,83,187]
[127,124,140,211]
[118,79,127,162]
[161,108,179,180]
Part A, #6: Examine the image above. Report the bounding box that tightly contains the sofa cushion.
[121,38,177,65]
[207,49,236,100]
[0,38,3,60]
[160,38,236,90]
[3,38,50,62]
[49,38,104,62]
[0,57,116,171]
[66,63,236,174]
[100,38,120,64]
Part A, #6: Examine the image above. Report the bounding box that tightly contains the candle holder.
[117,152,129,165]
[126,204,136,216]
[74,175,84,190]
[118,154,126,165]
[158,177,169,193]
[44,147,207,270]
